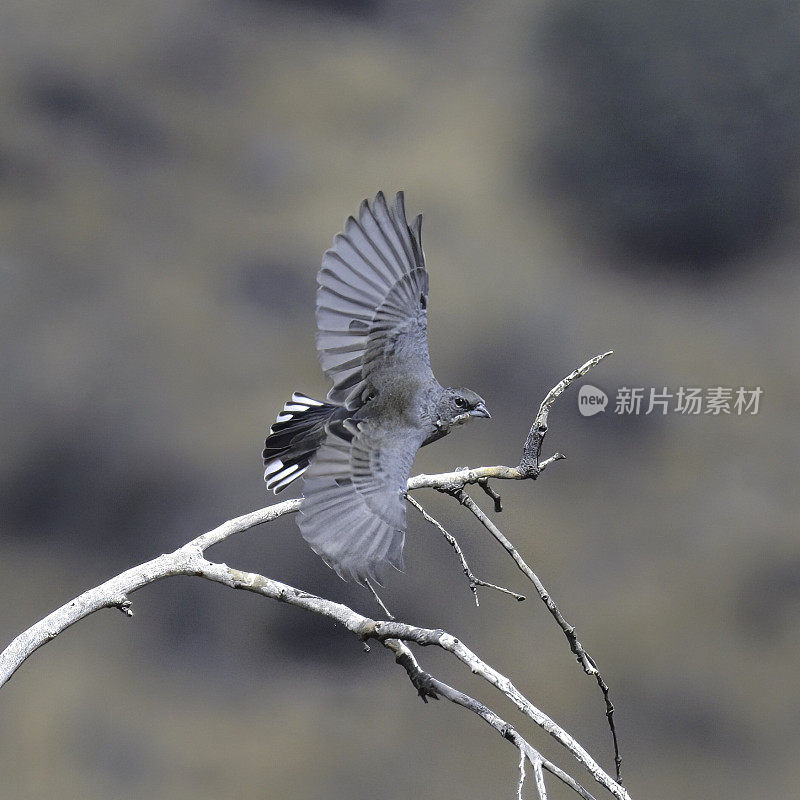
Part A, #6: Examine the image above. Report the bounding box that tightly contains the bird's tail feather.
[263,392,336,493]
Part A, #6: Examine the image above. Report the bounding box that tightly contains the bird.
[263,191,490,586]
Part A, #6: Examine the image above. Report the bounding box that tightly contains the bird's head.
[436,387,491,431]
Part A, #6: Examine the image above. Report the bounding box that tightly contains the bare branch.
[533,756,548,800]
[382,641,602,800]
[407,493,477,605]
[406,351,612,494]
[384,640,597,800]
[0,544,630,799]
[518,745,528,800]
[519,351,613,477]
[0,352,624,797]
[410,353,624,781]
[450,488,598,672]
[448,487,623,783]
[363,618,628,799]
[0,498,301,687]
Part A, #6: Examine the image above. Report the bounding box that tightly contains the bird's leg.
[364,579,395,620]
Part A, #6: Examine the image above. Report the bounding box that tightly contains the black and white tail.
[263,392,336,493]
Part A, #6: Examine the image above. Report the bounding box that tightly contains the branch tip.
[519,351,613,476]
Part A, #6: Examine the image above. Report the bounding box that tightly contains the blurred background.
[1,1,799,798]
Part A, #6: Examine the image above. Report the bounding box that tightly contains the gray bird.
[263,191,490,585]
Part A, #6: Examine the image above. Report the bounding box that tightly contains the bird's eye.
[454,397,466,408]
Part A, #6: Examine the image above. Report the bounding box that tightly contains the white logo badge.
[578,384,608,417]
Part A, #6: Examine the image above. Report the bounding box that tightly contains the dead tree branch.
[0,353,624,799]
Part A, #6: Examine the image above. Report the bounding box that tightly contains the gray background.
[1,2,798,798]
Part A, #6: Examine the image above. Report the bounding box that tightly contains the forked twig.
[406,494,525,605]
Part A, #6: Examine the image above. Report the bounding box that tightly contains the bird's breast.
[359,375,431,433]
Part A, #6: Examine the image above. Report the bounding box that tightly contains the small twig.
[407,494,477,605]
[518,351,612,477]
[472,578,525,603]
[406,494,525,605]
[114,596,134,617]
[518,745,527,800]
[449,488,595,670]
[478,477,503,512]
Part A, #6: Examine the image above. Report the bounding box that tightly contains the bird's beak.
[469,402,491,419]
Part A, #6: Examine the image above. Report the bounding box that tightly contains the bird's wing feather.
[316,191,431,409]
[298,418,425,585]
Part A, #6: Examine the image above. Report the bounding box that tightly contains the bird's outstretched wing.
[316,191,431,409]
[298,419,425,585]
